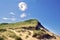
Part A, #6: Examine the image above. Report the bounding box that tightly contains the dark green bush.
[1,23,8,25]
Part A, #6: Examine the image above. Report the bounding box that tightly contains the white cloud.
[2,17,8,20]
[18,2,27,11]
[10,12,15,15]
[20,13,26,18]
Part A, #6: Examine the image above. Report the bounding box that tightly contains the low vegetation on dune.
[0,19,38,29]
[0,19,60,40]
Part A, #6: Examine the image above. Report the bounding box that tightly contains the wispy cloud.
[18,2,27,11]
[20,13,27,18]
[2,17,8,20]
[10,18,16,21]
[2,17,16,21]
[10,12,15,15]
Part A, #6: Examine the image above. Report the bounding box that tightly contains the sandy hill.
[0,19,60,40]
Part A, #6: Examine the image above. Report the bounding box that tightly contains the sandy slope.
[45,30,60,40]
[9,29,38,40]
[0,29,60,40]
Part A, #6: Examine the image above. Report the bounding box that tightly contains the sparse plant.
[28,31,31,35]
[0,36,4,40]
[0,29,6,32]
[15,36,22,40]
[26,35,29,39]
[20,34,22,36]
[21,29,26,32]
[32,29,47,39]
[17,30,21,32]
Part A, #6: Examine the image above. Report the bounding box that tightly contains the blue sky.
[0,0,60,36]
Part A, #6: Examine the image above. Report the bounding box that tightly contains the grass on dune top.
[0,19,38,29]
